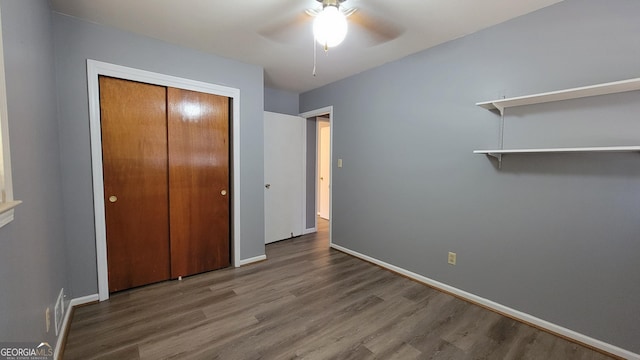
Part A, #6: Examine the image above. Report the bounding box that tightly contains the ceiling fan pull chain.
[313,36,317,77]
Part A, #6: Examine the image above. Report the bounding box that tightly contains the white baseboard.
[54,294,99,360]
[238,254,266,266]
[303,227,317,235]
[330,243,639,360]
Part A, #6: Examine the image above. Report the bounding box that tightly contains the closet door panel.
[168,88,230,277]
[100,76,170,292]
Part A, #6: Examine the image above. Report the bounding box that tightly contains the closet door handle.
[221,190,227,196]
[108,195,118,203]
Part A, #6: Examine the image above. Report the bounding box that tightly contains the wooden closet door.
[100,76,171,292]
[168,88,230,277]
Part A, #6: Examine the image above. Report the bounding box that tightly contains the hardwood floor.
[63,219,616,359]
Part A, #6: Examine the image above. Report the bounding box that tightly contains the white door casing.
[264,111,305,244]
[299,106,333,241]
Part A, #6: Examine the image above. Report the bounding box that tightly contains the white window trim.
[0,5,22,228]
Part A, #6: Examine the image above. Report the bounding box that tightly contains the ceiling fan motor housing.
[316,0,346,9]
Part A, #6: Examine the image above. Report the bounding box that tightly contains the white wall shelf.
[475,77,640,168]
[476,77,640,115]
[474,146,640,161]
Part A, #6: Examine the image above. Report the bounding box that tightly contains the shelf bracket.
[495,107,505,169]
[486,152,502,169]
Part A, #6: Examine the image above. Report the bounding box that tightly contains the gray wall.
[52,13,265,297]
[300,0,640,353]
[264,87,299,115]
[0,0,69,346]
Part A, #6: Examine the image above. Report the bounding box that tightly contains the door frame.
[87,60,241,301]
[300,106,333,245]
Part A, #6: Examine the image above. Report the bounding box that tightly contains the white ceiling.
[50,0,563,93]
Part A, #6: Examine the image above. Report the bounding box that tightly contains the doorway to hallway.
[317,119,330,221]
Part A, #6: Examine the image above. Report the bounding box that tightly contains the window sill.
[0,200,22,228]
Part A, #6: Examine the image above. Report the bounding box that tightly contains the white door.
[318,120,330,220]
[264,111,305,244]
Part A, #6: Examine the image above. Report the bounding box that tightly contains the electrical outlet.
[45,307,51,333]
[448,252,457,265]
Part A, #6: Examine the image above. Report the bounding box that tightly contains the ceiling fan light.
[313,6,348,48]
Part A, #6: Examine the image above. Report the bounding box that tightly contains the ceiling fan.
[260,0,404,49]
[306,0,356,50]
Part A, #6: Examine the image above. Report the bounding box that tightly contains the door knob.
[108,195,118,203]
[265,184,271,189]
[221,190,227,196]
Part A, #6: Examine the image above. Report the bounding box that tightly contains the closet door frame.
[87,60,241,301]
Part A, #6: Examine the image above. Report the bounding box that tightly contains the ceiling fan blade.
[341,7,357,17]
[349,10,404,46]
[259,12,312,43]
[305,8,321,17]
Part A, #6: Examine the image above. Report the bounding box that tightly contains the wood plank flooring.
[63,219,616,359]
